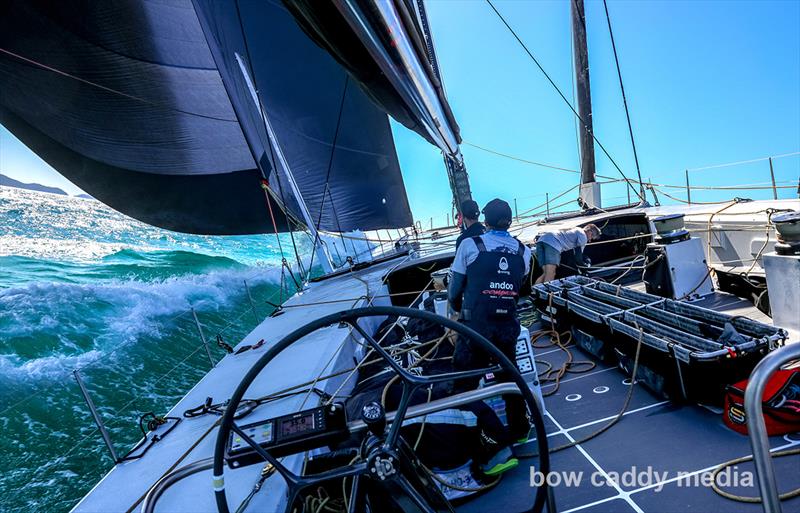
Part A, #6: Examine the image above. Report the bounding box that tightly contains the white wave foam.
[0,266,283,379]
[0,350,104,380]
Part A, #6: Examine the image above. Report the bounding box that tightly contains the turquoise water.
[0,186,311,512]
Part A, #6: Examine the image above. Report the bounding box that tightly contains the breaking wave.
[0,252,282,379]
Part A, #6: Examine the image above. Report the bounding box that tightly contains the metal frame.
[744,342,800,513]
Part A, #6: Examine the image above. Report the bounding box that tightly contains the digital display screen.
[280,413,316,436]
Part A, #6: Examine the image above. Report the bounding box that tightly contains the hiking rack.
[532,276,788,404]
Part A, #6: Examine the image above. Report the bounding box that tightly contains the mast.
[445,154,473,216]
[571,0,601,209]
[413,0,473,214]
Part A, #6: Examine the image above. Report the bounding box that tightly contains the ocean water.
[0,186,312,512]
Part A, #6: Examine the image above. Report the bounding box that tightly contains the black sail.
[192,0,412,232]
[283,0,462,150]
[0,0,412,234]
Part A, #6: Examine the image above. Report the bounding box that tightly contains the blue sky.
[1,0,798,226]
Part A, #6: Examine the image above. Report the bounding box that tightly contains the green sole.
[483,457,520,476]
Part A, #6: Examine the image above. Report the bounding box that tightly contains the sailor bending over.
[534,224,601,284]
[447,198,532,476]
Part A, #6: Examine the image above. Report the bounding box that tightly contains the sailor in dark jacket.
[455,199,484,250]
[448,198,532,476]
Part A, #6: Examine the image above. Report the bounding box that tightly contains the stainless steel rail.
[347,382,521,433]
[744,342,800,513]
[141,458,213,513]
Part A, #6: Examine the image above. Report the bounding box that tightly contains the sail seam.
[0,47,238,123]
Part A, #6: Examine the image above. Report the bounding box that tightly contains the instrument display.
[226,403,347,468]
[279,412,315,436]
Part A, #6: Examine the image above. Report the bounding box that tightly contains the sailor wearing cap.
[455,199,485,250]
[447,198,532,476]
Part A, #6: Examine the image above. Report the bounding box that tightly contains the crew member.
[448,198,532,476]
[534,224,601,284]
[455,199,484,249]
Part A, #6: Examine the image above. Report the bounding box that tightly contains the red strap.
[260,179,280,236]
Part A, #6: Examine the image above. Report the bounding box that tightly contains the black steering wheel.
[213,306,550,513]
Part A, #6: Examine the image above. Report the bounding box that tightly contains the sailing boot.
[480,446,519,476]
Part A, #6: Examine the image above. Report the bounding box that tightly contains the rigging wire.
[601,0,647,201]
[460,141,797,198]
[485,0,646,203]
[463,141,581,175]
[308,75,350,273]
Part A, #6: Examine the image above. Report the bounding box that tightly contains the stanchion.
[73,369,119,463]
[243,280,260,324]
[191,308,214,368]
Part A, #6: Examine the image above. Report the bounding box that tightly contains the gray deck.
[458,294,799,513]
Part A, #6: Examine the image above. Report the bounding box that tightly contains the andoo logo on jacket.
[483,280,517,297]
[497,256,510,275]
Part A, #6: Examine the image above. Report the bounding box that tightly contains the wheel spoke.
[395,474,440,513]
[282,484,302,513]
[346,475,361,513]
[385,381,417,448]
[350,322,422,384]
[230,423,296,484]
[298,461,367,486]
[417,365,503,385]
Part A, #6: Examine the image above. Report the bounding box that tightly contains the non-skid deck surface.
[457,313,799,513]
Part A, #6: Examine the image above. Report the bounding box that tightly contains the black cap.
[460,199,480,220]
[482,198,513,229]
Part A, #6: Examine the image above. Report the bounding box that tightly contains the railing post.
[685,169,691,204]
[446,213,450,226]
[191,308,214,368]
[243,280,260,325]
[514,198,519,221]
[73,369,119,463]
[627,186,631,204]
[744,342,800,513]
[546,193,550,218]
[331,241,343,264]
[430,217,433,230]
[768,157,778,200]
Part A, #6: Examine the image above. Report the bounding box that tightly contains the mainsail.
[0,0,412,235]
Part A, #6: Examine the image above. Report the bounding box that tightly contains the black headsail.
[284,0,473,213]
[0,0,412,235]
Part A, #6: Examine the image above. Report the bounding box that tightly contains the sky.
[1,0,798,227]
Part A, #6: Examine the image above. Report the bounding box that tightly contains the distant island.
[76,193,95,200]
[0,173,69,196]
